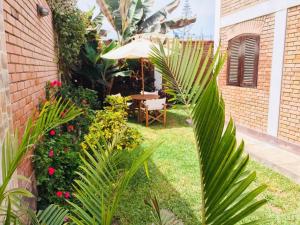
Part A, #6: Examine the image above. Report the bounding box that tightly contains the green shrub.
[81,95,142,151]
[34,82,100,209]
[47,0,87,76]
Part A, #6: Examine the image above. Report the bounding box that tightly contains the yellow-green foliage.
[81,95,141,151]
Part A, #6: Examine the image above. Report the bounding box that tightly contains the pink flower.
[56,191,63,198]
[48,167,55,176]
[48,149,54,158]
[49,129,56,136]
[57,81,62,87]
[64,192,71,199]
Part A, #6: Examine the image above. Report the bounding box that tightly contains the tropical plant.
[150,40,267,224]
[96,0,197,44]
[72,41,131,98]
[0,98,82,224]
[30,204,69,225]
[32,130,156,225]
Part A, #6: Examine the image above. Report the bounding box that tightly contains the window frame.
[227,34,260,88]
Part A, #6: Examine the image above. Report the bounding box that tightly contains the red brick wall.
[221,0,268,16]
[3,0,58,202]
[3,0,58,133]
[278,6,300,144]
[0,0,12,149]
[219,14,275,133]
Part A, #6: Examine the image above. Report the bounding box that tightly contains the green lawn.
[118,107,300,225]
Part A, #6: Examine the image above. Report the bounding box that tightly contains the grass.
[118,106,300,225]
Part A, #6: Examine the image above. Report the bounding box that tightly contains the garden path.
[237,131,300,184]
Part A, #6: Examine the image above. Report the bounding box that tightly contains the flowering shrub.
[81,95,142,151]
[34,82,99,209]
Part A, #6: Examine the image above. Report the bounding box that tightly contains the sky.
[77,0,215,40]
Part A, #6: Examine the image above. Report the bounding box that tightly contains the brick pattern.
[0,0,11,151]
[3,0,58,134]
[278,6,300,144]
[218,14,275,132]
[221,0,268,16]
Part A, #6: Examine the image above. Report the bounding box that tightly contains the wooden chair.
[141,98,167,127]
[140,91,159,95]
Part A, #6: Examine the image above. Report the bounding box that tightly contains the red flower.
[64,192,71,199]
[48,167,55,176]
[50,80,57,87]
[49,129,56,136]
[67,125,75,132]
[50,80,62,88]
[48,149,54,158]
[56,191,63,198]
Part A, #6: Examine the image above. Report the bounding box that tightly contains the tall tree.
[96,0,197,44]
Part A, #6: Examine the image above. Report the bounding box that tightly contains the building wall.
[3,0,58,133]
[0,0,11,150]
[3,0,58,201]
[219,14,275,133]
[221,0,268,16]
[278,5,300,144]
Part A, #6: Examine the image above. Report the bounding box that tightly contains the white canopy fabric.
[101,38,164,59]
[101,38,169,93]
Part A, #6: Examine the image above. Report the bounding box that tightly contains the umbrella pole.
[141,58,144,94]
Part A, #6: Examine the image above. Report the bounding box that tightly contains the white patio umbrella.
[101,38,168,93]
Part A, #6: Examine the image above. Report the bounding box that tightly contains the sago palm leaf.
[29,204,69,225]
[68,130,157,225]
[0,98,82,222]
[192,78,267,225]
[150,39,225,107]
[151,39,267,224]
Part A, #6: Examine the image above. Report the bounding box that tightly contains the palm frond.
[150,39,226,107]
[192,78,267,224]
[68,130,157,225]
[29,204,69,225]
[151,38,266,224]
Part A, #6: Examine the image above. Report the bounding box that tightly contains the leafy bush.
[47,0,87,77]
[34,82,100,209]
[81,95,142,151]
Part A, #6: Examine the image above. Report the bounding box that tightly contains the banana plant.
[0,98,82,224]
[150,40,267,224]
[72,41,131,96]
[96,0,196,44]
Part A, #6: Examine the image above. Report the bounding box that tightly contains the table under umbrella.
[101,38,168,93]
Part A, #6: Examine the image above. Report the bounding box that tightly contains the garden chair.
[141,98,167,127]
[140,91,159,95]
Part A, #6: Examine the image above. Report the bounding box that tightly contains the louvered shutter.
[241,36,259,87]
[227,38,241,85]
